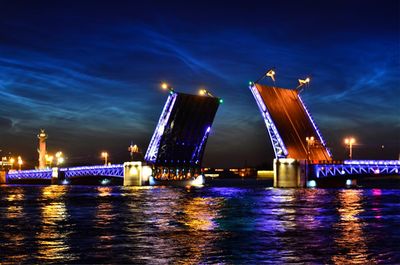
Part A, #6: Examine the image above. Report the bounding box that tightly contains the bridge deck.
[254,84,331,160]
[145,92,220,168]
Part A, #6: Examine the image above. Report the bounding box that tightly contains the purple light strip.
[144,93,178,163]
[7,169,52,175]
[343,160,400,165]
[249,84,288,158]
[7,165,125,180]
[191,126,211,163]
[298,94,332,158]
[60,164,123,171]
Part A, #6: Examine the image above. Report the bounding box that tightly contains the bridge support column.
[51,167,59,185]
[123,162,152,186]
[0,171,6,184]
[274,158,307,188]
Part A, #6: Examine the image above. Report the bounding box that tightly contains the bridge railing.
[6,164,125,181]
[60,164,124,178]
[7,169,53,180]
[314,160,400,178]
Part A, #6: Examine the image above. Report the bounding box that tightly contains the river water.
[0,185,399,264]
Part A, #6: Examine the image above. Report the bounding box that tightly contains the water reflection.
[36,186,75,262]
[129,188,223,264]
[1,186,399,264]
[3,188,28,262]
[332,189,372,264]
[371,189,382,219]
[93,186,116,255]
[183,197,220,231]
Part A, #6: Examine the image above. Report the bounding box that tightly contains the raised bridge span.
[250,83,331,161]
[249,82,399,187]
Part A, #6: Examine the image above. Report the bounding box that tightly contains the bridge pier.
[274,158,307,188]
[0,171,6,184]
[123,162,152,186]
[51,168,66,185]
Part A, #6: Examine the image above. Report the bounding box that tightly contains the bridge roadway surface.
[254,84,331,161]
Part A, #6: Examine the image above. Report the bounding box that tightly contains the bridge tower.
[37,129,48,169]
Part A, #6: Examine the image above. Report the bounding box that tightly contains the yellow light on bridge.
[344,137,355,145]
[161,82,169,90]
[17,156,23,170]
[266,69,276,82]
[297,77,311,89]
[55,151,65,166]
[344,137,356,160]
[101,152,109,165]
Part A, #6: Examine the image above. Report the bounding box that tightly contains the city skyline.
[0,0,399,168]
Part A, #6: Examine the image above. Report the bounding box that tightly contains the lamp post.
[55,151,64,166]
[17,156,23,170]
[161,82,174,94]
[128,144,139,161]
[101,152,108,165]
[306,136,315,161]
[45,154,54,168]
[199,89,214,97]
[344,137,356,160]
[9,157,15,170]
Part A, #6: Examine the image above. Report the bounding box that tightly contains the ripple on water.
[0,186,399,264]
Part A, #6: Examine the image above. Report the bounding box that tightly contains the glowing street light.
[161,82,174,94]
[344,137,356,160]
[101,152,109,165]
[266,69,276,82]
[17,156,23,170]
[9,157,15,170]
[198,88,214,97]
[255,68,276,83]
[306,136,315,160]
[297,77,311,90]
[56,151,65,166]
[45,154,54,168]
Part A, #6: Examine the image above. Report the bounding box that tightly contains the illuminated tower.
[37,129,48,169]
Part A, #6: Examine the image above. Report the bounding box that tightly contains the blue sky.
[0,0,399,167]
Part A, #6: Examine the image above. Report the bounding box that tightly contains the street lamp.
[198,89,214,97]
[45,154,54,168]
[306,136,315,160]
[55,151,65,166]
[9,157,15,170]
[17,156,23,170]
[101,152,108,165]
[128,144,139,161]
[161,82,174,94]
[344,137,356,160]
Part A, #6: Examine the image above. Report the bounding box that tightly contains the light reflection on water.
[0,186,399,264]
[36,186,75,262]
[332,189,370,264]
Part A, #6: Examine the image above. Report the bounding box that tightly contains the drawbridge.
[144,91,220,181]
[249,83,332,161]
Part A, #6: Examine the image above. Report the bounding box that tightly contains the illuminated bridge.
[4,90,220,185]
[250,83,331,160]
[249,82,399,185]
[6,165,124,182]
[144,91,220,182]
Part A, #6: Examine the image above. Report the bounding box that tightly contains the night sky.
[0,0,399,168]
